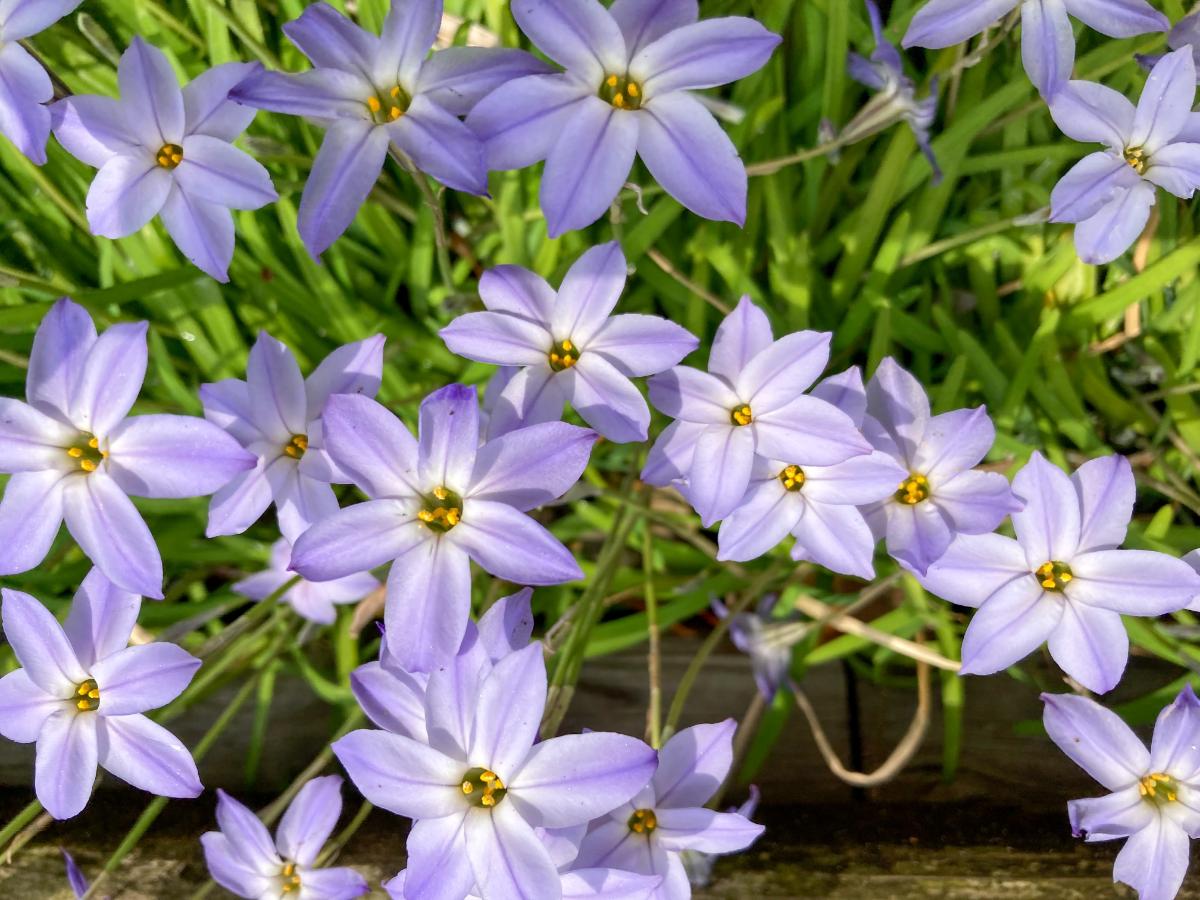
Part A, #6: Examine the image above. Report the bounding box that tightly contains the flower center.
[417,486,463,532]
[627,808,657,834]
[1124,146,1147,174]
[283,434,308,460]
[599,73,642,110]
[1139,772,1179,804]
[65,434,107,473]
[366,85,410,124]
[155,143,184,170]
[74,678,100,712]
[548,339,580,372]
[461,767,507,808]
[779,465,805,492]
[730,404,753,427]
[1035,560,1073,592]
[280,861,301,893]
[894,474,930,504]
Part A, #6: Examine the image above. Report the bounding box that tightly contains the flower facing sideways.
[467,0,781,235]
[52,38,277,281]
[575,721,764,900]
[202,331,385,541]
[0,571,202,819]
[1049,50,1200,265]
[1043,687,1200,900]
[0,298,255,597]
[234,538,379,626]
[334,643,659,900]
[232,0,548,259]
[290,385,594,672]
[644,296,871,527]
[922,453,1200,693]
[441,241,698,442]
[202,776,369,899]
[0,0,84,163]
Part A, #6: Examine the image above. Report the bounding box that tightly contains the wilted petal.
[91,643,199,715]
[277,775,343,867]
[468,74,591,171]
[299,119,390,260]
[563,353,649,443]
[175,134,276,210]
[63,568,139,670]
[512,0,627,79]
[86,155,173,239]
[1073,181,1155,265]
[1020,0,1075,97]
[383,536,472,673]
[0,470,67,575]
[1046,602,1128,694]
[290,500,423,581]
[417,47,554,116]
[1048,80,1135,148]
[117,37,185,146]
[654,808,763,853]
[332,729,465,819]
[0,669,60,742]
[687,424,754,526]
[440,311,551,366]
[654,720,735,808]
[389,94,487,195]
[107,414,253,499]
[182,61,258,141]
[902,0,1018,48]
[1,588,86,694]
[453,499,583,585]
[959,577,1062,676]
[1011,452,1082,565]
[540,96,639,237]
[159,185,235,282]
[1042,691,1149,790]
[464,803,561,900]
[36,709,98,819]
[62,472,162,599]
[1112,813,1191,898]
[469,422,595,510]
[96,713,202,798]
[1130,50,1196,153]
[1068,549,1200,615]
[404,815,476,900]
[632,17,780,95]
[637,92,746,225]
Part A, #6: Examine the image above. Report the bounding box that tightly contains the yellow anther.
[1034,561,1073,593]
[606,75,619,87]
[462,780,474,794]
[779,464,805,492]
[1139,772,1180,805]
[66,433,106,472]
[549,339,581,372]
[894,474,931,505]
[461,768,507,808]
[419,487,464,533]
[390,86,402,98]
[283,434,309,460]
[155,143,184,170]
[67,447,83,458]
[367,96,382,113]
[433,486,449,500]
[627,808,658,834]
[1124,146,1147,174]
[613,93,626,108]
[599,73,643,109]
[74,678,100,712]
[730,404,753,427]
[280,861,301,893]
[627,82,639,98]
[367,85,410,123]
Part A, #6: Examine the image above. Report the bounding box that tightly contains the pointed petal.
[469,643,545,777]
[911,406,995,481]
[418,384,479,492]
[469,422,595,510]
[716,478,801,563]
[205,457,276,538]
[552,242,628,346]
[920,532,1028,608]
[175,134,276,210]
[811,366,866,425]
[631,17,780,95]
[563,354,649,443]
[610,0,698,56]
[1068,786,1154,840]
[97,714,202,798]
[790,500,879,580]
[246,332,307,441]
[736,331,830,412]
[404,814,476,900]
[512,0,627,79]
[290,500,422,581]
[647,366,739,425]
[654,808,763,853]
[0,669,59,742]
[1073,454,1134,552]
[332,729,465,818]
[62,472,163,599]
[453,499,583,585]
[86,155,173,240]
[299,119,390,260]
[350,661,428,740]
[389,94,487,195]
[654,720,735,808]
[959,577,1063,676]
[440,311,551,366]
[91,643,199,715]
[1,588,86,693]
[708,296,772,384]
[0,398,77,471]
[282,2,378,77]
[464,802,561,899]
[1048,80,1136,148]
[587,314,698,378]
[487,365,567,437]
[375,0,441,88]
[902,0,1017,48]
[69,321,147,438]
[212,789,278,872]
[468,74,591,171]
[26,298,96,420]
[477,588,535,662]
[801,452,908,505]
[1047,602,1128,694]
[182,61,258,141]
[684,423,754,526]
[1042,691,1149,790]
[36,709,98,819]
[322,394,421,500]
[201,833,276,897]
[267,465,341,544]
[1020,0,1075,97]
[1113,813,1191,899]
[1012,452,1082,565]
[107,414,253,499]
[382,535,472,673]
[1068,549,1200,615]
[0,0,83,40]
[0,470,66,575]
[865,358,930,466]
[418,47,553,116]
[479,264,556,321]
[640,419,705,486]
[931,469,1020,534]
[159,185,235,282]
[51,93,134,168]
[63,568,139,670]
[276,775,343,867]
[1073,181,1155,265]
[1063,0,1169,36]
[118,37,185,146]
[1151,685,1200,782]
[1144,141,1200,198]
[229,68,371,120]
[1130,50,1196,153]
[753,395,872,467]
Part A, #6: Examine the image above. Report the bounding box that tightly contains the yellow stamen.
[628,808,658,834]
[730,404,753,427]
[155,143,184,170]
[1034,561,1073,592]
[1139,772,1180,805]
[1124,146,1147,174]
[461,768,507,808]
[419,487,463,533]
[779,464,805,492]
[894,474,930,505]
[599,73,643,110]
[65,433,106,473]
[74,678,100,712]
[548,339,581,372]
[283,434,308,460]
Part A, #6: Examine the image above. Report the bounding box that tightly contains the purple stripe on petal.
[469,74,590,171]
[85,155,173,240]
[63,568,139,670]
[175,134,277,210]
[0,470,67,575]
[416,47,554,117]
[62,472,163,599]
[382,535,472,673]
[563,353,649,443]
[106,414,254,499]
[160,185,235,282]
[332,729,465,819]
[631,17,780,95]
[469,644,546,778]
[418,384,479,492]
[1,588,87,693]
[469,421,595,511]
[452,499,583,585]
[0,669,60,742]
[182,61,259,141]
[299,118,391,260]
[1041,691,1149,790]
[609,0,698,57]
[91,642,199,716]
[321,394,422,500]
[511,0,628,79]
[96,713,202,799]
[653,721,734,809]
[276,775,344,867]
[959,576,1062,676]
[305,334,386,421]
[117,38,185,146]
[1046,601,1127,694]
[0,43,53,164]
[36,709,98,820]
[70,321,148,439]
[26,298,96,422]
[552,241,628,346]
[463,802,562,900]
[388,95,488,196]
[404,814,476,900]
[283,2,379,78]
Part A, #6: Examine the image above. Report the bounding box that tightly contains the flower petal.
[636,92,746,224]
[653,808,763,853]
[266,464,341,544]
[1,587,85,694]
[63,568,139,670]
[62,472,163,599]
[707,297,772,383]
[350,661,428,740]
[647,366,739,425]
[716,478,801,563]
[468,74,591,171]
[563,353,649,443]
[790,500,880,580]
[1130,50,1196,153]
[477,588,535,663]
[440,311,552,366]
[36,709,98,819]
[684,423,754,526]
[290,499,422,581]
[0,398,77,472]
[212,788,279,872]
[1073,181,1156,265]
[201,833,276,898]
[464,802,561,899]
[540,96,639,237]
[865,358,930,467]
[175,134,277,210]
[735,331,830,412]
[91,643,199,716]
[1012,451,1082,565]
[512,0,627,79]
[901,0,1018,48]
[654,720,735,808]
[1113,812,1191,899]
[1047,80,1135,148]
[552,241,628,346]
[246,331,307,441]
[305,334,386,420]
[1144,141,1200,198]
[282,2,378,78]
[322,394,422,500]
[588,313,697,378]
[51,93,134,168]
[229,68,371,120]
[107,414,253,499]
[631,17,780,96]
[1151,685,1200,782]
[417,47,554,116]
[960,577,1063,676]
[86,154,173,239]
[469,643,545,777]
[159,185,235,282]
[0,669,59,742]
[1020,0,1075,97]
[382,535,473,673]
[70,321,148,438]
[911,406,995,481]
[0,0,84,41]
[1068,786,1154,840]
[1067,549,1200,615]
[509,731,657,827]
[640,418,704,486]
[118,37,185,146]
[610,0,698,56]
[920,532,1028,608]
[205,457,277,538]
[1073,453,1135,552]
[375,0,441,88]
[1052,152,1144,225]
[753,395,873,467]
[479,265,556,321]
[299,118,390,260]
[0,470,67,575]
[453,499,583,585]
[26,298,96,421]
[1063,0,1169,36]
[96,714,202,799]
[404,814,477,900]
[1047,602,1128,694]
[487,364,567,437]
[182,61,258,141]
[419,384,480,492]
[389,94,488,195]
[469,422,595,510]
[276,775,344,867]
[332,729,465,818]
[931,469,1020,534]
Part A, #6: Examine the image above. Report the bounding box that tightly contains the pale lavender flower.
[644,296,871,527]
[1138,8,1200,75]
[847,1,941,182]
[902,0,1168,97]
[290,385,594,672]
[51,39,276,282]
[0,0,83,162]
[441,242,698,442]
[334,643,658,900]
[922,453,1200,693]
[0,571,202,819]
[202,331,385,541]
[0,298,255,597]
[859,357,1020,575]
[681,785,761,888]
[713,594,794,702]
[201,776,369,899]
[350,587,534,741]
[234,538,379,625]
[575,721,764,900]
[467,0,781,236]
[718,367,907,578]
[1043,686,1200,900]
[1048,50,1200,265]
[231,0,547,259]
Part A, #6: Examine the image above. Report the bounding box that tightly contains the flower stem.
[314,799,374,867]
[643,507,662,749]
[0,798,43,858]
[389,148,456,295]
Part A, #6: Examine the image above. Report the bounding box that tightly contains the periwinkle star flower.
[467,0,781,236]
[202,776,369,899]
[644,296,871,527]
[681,785,761,888]
[0,571,202,819]
[846,1,941,182]
[0,0,83,163]
[333,642,658,900]
[574,721,764,900]
[440,241,698,442]
[922,453,1200,693]
[290,385,594,672]
[202,331,385,541]
[1048,50,1200,265]
[0,298,255,597]
[712,594,796,702]
[1043,686,1200,900]
[1138,9,1200,75]
[718,367,908,579]
[858,357,1020,575]
[902,0,1168,97]
[51,39,277,282]
[231,0,548,259]
[234,538,379,625]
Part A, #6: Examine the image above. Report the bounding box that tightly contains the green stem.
[389,148,456,294]
[642,506,662,749]
[0,799,43,856]
[314,799,373,867]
